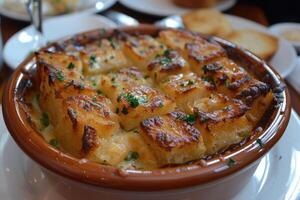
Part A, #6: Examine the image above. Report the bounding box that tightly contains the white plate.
[227,15,297,78]
[0,0,117,22]
[0,106,300,199]
[118,0,236,17]
[3,14,117,69]
[156,15,297,78]
[269,23,300,52]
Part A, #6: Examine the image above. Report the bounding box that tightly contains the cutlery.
[103,11,139,26]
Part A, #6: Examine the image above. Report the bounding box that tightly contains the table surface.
[0,2,299,115]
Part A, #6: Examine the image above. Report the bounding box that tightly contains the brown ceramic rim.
[2,25,291,191]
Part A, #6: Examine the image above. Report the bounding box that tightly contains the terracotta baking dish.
[2,25,291,199]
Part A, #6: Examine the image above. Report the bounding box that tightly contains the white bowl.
[269,23,300,52]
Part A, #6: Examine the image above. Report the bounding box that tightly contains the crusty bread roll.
[172,0,218,8]
[182,9,232,38]
[226,29,278,60]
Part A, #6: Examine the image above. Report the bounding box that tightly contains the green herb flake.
[92,80,97,87]
[256,139,264,148]
[40,113,50,128]
[159,102,164,108]
[67,62,75,70]
[79,83,85,90]
[202,76,215,85]
[56,71,65,82]
[160,56,172,67]
[120,93,148,108]
[125,151,139,161]
[92,97,97,102]
[187,80,194,85]
[49,139,59,149]
[89,55,97,66]
[163,49,171,57]
[178,114,196,125]
[227,158,236,167]
[144,75,150,79]
[108,37,116,49]
[183,114,196,125]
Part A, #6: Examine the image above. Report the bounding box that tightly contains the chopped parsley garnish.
[144,75,150,79]
[108,37,116,49]
[56,71,65,81]
[202,63,222,73]
[187,80,194,85]
[91,80,97,87]
[160,56,172,67]
[183,114,196,124]
[159,102,164,108]
[121,107,129,115]
[256,139,264,148]
[125,151,139,161]
[79,83,85,90]
[110,55,115,60]
[67,62,75,69]
[118,93,148,108]
[178,114,197,125]
[227,158,236,167]
[49,139,59,149]
[180,80,194,87]
[89,55,97,67]
[40,113,49,128]
[163,49,171,57]
[92,97,97,102]
[201,76,215,85]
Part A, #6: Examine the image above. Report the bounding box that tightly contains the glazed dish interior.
[18,27,284,170]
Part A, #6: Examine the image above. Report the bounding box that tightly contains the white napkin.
[287,57,300,93]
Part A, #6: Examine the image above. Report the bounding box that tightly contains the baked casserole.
[20,28,277,170]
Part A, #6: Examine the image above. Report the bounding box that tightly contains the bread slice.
[182,9,233,38]
[100,67,176,130]
[140,111,206,166]
[226,29,278,60]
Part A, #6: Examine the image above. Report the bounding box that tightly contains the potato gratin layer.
[25,29,274,169]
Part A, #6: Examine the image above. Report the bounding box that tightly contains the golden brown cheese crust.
[100,67,175,130]
[37,51,120,159]
[147,50,190,82]
[140,111,206,165]
[123,34,166,70]
[80,38,131,75]
[159,73,213,113]
[31,29,274,169]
